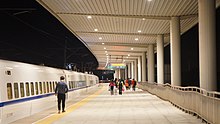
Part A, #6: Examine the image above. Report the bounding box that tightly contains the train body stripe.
[0,86,89,107]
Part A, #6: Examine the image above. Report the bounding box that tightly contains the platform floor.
[12,84,204,124]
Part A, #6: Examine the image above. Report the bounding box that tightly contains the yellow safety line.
[33,86,106,124]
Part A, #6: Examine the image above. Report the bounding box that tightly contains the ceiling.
[37,0,220,69]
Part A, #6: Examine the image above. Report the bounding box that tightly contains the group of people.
[125,78,137,91]
[54,76,137,114]
[109,78,137,95]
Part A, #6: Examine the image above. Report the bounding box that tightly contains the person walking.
[109,80,115,95]
[118,80,124,95]
[125,78,129,90]
[55,76,68,114]
[131,79,137,91]
[114,78,118,95]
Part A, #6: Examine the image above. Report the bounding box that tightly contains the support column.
[121,69,125,80]
[157,35,164,84]
[142,52,147,82]
[138,56,142,81]
[125,64,128,79]
[114,69,119,79]
[131,61,134,79]
[118,69,121,79]
[148,45,155,83]
[128,63,131,79]
[134,59,138,81]
[199,0,216,91]
[170,17,181,86]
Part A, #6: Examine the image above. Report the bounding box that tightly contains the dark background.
[162,7,220,91]
[0,0,98,71]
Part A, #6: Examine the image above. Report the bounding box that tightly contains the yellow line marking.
[33,86,106,124]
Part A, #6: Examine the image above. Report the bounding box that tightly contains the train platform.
[11,84,204,124]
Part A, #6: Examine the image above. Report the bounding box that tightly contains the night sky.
[0,0,98,71]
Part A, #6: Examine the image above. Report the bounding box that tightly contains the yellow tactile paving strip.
[33,86,106,124]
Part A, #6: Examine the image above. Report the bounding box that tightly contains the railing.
[138,82,220,124]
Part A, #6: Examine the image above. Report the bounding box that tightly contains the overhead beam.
[97,55,139,59]
[95,52,143,56]
[76,31,170,37]
[93,50,146,53]
[57,12,197,20]
[88,42,152,48]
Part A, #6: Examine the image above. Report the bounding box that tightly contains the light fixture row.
[86,13,146,62]
[87,15,144,34]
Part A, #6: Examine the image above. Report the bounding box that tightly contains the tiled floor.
[12,84,204,124]
[53,84,203,124]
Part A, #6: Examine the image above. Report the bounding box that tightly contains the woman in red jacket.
[109,80,115,95]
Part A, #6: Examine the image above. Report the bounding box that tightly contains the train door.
[0,107,2,124]
[64,75,68,84]
[0,95,1,123]
[62,70,68,85]
[85,75,89,87]
[63,74,69,100]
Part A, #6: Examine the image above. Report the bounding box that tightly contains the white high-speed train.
[0,59,99,124]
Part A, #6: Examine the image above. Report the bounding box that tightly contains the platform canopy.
[37,0,220,69]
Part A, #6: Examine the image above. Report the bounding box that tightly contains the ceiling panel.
[58,14,170,34]
[43,0,198,16]
[37,0,220,68]
[77,33,157,44]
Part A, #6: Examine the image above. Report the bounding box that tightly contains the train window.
[26,82,30,96]
[31,82,34,95]
[55,82,57,87]
[80,75,82,81]
[84,75,86,81]
[7,83,13,99]
[14,83,19,98]
[49,82,52,92]
[35,82,39,95]
[20,83,25,97]
[72,81,75,88]
[69,81,71,89]
[43,82,46,93]
[72,81,74,88]
[46,82,49,93]
[39,82,43,94]
[52,82,54,91]
[75,81,77,88]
